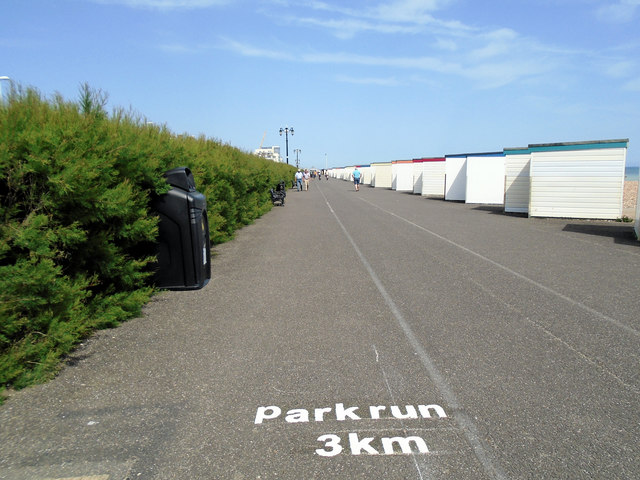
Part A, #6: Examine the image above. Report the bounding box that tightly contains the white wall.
[373,163,393,189]
[361,167,372,185]
[421,160,446,197]
[343,167,354,181]
[394,161,414,192]
[413,161,423,195]
[465,156,505,204]
[504,152,531,213]
[529,147,626,219]
[445,157,467,201]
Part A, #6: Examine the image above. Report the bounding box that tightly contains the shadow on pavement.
[562,223,639,245]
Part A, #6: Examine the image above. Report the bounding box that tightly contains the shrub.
[0,85,295,398]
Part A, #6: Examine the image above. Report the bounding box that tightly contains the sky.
[2,0,640,169]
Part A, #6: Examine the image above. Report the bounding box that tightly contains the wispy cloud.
[300,50,461,74]
[603,60,636,78]
[219,37,551,89]
[596,0,640,23]
[468,28,518,61]
[268,1,554,92]
[158,43,200,54]
[165,0,636,92]
[219,38,295,61]
[623,76,640,91]
[435,37,458,51]
[91,0,229,9]
[273,0,471,39]
[371,0,454,23]
[335,75,401,86]
[291,16,423,39]
[464,58,551,89]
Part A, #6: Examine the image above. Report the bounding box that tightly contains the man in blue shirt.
[295,170,303,191]
[352,167,362,191]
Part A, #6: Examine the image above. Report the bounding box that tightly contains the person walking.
[352,167,362,191]
[295,169,303,191]
[303,169,311,191]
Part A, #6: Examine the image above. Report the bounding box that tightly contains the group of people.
[294,167,361,192]
[295,169,311,191]
[295,169,329,191]
[316,169,329,180]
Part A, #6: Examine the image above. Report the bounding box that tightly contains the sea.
[625,166,640,181]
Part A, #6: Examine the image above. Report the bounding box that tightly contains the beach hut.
[412,159,426,194]
[392,160,414,192]
[465,153,505,204]
[371,162,393,188]
[445,154,467,201]
[504,147,531,213]
[529,139,628,219]
[360,164,372,185]
[343,166,354,182]
[420,157,446,197]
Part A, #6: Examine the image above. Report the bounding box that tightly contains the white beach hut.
[445,154,467,201]
[529,139,628,219]
[420,157,446,197]
[360,164,372,185]
[343,166,354,182]
[412,159,426,194]
[465,153,505,204]
[392,160,414,192]
[504,147,531,213]
[372,162,393,188]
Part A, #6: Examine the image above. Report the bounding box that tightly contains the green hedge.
[0,85,295,397]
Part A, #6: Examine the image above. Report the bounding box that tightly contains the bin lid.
[164,167,196,191]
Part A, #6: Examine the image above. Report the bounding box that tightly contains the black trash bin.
[152,167,211,290]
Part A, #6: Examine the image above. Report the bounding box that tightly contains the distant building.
[254,146,283,163]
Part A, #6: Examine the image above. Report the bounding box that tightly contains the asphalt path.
[1,178,639,480]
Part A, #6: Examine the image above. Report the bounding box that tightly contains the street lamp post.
[279,126,294,165]
[294,149,301,169]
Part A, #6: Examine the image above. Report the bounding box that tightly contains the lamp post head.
[290,127,294,135]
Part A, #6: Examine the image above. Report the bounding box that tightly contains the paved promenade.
[1,178,639,479]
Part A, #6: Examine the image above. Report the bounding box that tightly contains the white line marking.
[44,476,109,480]
[463,273,639,392]
[320,187,508,480]
[372,345,427,480]
[357,196,640,338]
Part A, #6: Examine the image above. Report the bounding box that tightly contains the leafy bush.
[0,84,295,398]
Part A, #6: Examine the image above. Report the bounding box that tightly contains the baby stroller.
[270,180,286,206]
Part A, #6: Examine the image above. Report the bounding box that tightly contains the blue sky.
[2,0,639,168]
